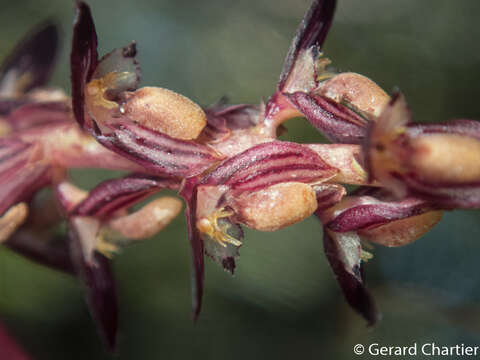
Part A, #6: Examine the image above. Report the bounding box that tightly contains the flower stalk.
[0,0,479,352]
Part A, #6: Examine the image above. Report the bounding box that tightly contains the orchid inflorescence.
[0,0,479,351]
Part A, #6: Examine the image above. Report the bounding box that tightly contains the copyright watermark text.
[353,343,480,357]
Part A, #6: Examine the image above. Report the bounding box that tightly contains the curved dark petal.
[286,92,368,144]
[71,1,98,129]
[5,232,74,274]
[96,121,223,178]
[0,139,51,216]
[186,203,204,321]
[278,0,336,90]
[180,183,204,321]
[69,225,117,352]
[322,228,378,325]
[0,322,31,360]
[202,140,337,192]
[0,22,58,95]
[71,174,178,218]
[326,197,432,233]
[6,101,71,131]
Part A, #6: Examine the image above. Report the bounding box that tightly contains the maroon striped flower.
[56,174,182,350]
[264,0,390,144]
[317,187,443,324]
[366,93,480,209]
[1,0,480,353]
[71,2,223,178]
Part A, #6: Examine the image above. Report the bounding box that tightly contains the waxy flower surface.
[0,0,479,353]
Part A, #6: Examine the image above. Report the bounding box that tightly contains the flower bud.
[367,93,480,208]
[408,134,480,184]
[121,87,207,140]
[85,75,218,177]
[318,193,442,248]
[358,210,443,247]
[233,182,317,231]
[80,38,207,141]
[316,72,390,118]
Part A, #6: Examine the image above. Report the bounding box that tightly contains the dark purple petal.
[182,184,204,321]
[0,22,58,95]
[5,232,74,274]
[71,174,178,218]
[96,121,223,178]
[266,0,337,126]
[0,139,51,215]
[0,322,31,360]
[286,92,368,144]
[202,140,337,192]
[69,225,117,352]
[326,198,433,233]
[322,229,377,325]
[278,0,336,90]
[70,1,98,129]
[6,101,70,131]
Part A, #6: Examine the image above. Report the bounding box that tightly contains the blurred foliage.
[0,0,480,359]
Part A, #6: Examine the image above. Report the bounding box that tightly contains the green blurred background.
[1,0,480,358]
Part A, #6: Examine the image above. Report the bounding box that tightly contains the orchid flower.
[0,18,183,351]
[0,0,479,353]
